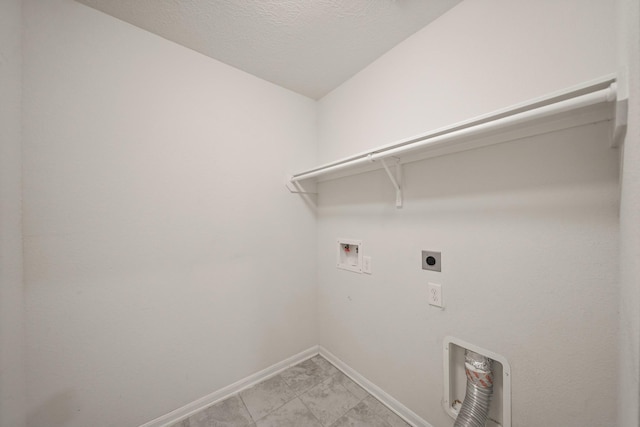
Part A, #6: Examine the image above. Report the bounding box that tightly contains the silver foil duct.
[453,350,494,427]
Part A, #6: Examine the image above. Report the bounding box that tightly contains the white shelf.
[287,74,627,207]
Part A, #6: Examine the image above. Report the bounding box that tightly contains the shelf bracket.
[285,175,317,194]
[379,157,402,208]
[611,73,629,148]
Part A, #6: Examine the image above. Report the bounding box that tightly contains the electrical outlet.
[428,283,443,308]
[362,256,372,274]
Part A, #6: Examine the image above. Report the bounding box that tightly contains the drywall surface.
[74,0,462,99]
[617,0,640,425]
[22,1,317,426]
[0,0,26,426]
[318,0,617,164]
[316,1,620,426]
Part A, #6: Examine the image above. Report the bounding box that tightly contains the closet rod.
[290,83,617,183]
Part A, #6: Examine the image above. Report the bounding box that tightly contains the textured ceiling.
[75,0,461,99]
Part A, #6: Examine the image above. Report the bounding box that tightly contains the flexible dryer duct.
[454,350,494,427]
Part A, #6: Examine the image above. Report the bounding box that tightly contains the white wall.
[318,0,617,163]
[317,1,620,426]
[617,0,640,425]
[22,1,317,426]
[0,0,26,426]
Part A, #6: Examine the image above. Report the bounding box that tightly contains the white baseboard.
[139,344,433,427]
[138,346,319,427]
[319,346,433,427]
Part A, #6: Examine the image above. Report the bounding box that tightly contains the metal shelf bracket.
[379,157,402,208]
[285,175,317,194]
[288,74,622,209]
[611,70,629,148]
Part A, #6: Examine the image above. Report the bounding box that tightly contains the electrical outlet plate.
[428,283,443,307]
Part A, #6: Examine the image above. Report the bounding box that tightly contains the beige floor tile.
[280,358,331,395]
[330,400,390,427]
[173,356,411,427]
[239,374,296,421]
[330,371,368,400]
[362,396,412,427]
[167,419,190,427]
[254,397,323,427]
[188,395,254,427]
[299,376,362,426]
[311,356,339,375]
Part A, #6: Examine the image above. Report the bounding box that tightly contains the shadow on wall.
[27,389,77,426]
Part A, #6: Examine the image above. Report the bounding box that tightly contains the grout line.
[237,392,255,423]
[139,346,320,427]
[250,376,298,424]
[331,382,362,426]
[142,347,429,427]
[297,395,326,427]
[318,346,433,427]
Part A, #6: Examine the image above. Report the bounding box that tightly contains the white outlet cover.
[428,283,443,307]
[362,256,372,274]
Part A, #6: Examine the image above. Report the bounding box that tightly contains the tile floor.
[169,355,412,427]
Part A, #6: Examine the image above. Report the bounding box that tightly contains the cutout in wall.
[337,239,362,273]
[443,336,511,427]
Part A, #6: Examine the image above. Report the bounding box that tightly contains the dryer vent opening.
[454,350,494,427]
[443,337,511,426]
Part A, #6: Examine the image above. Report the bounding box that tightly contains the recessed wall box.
[443,336,511,427]
[337,239,362,273]
[422,250,441,272]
